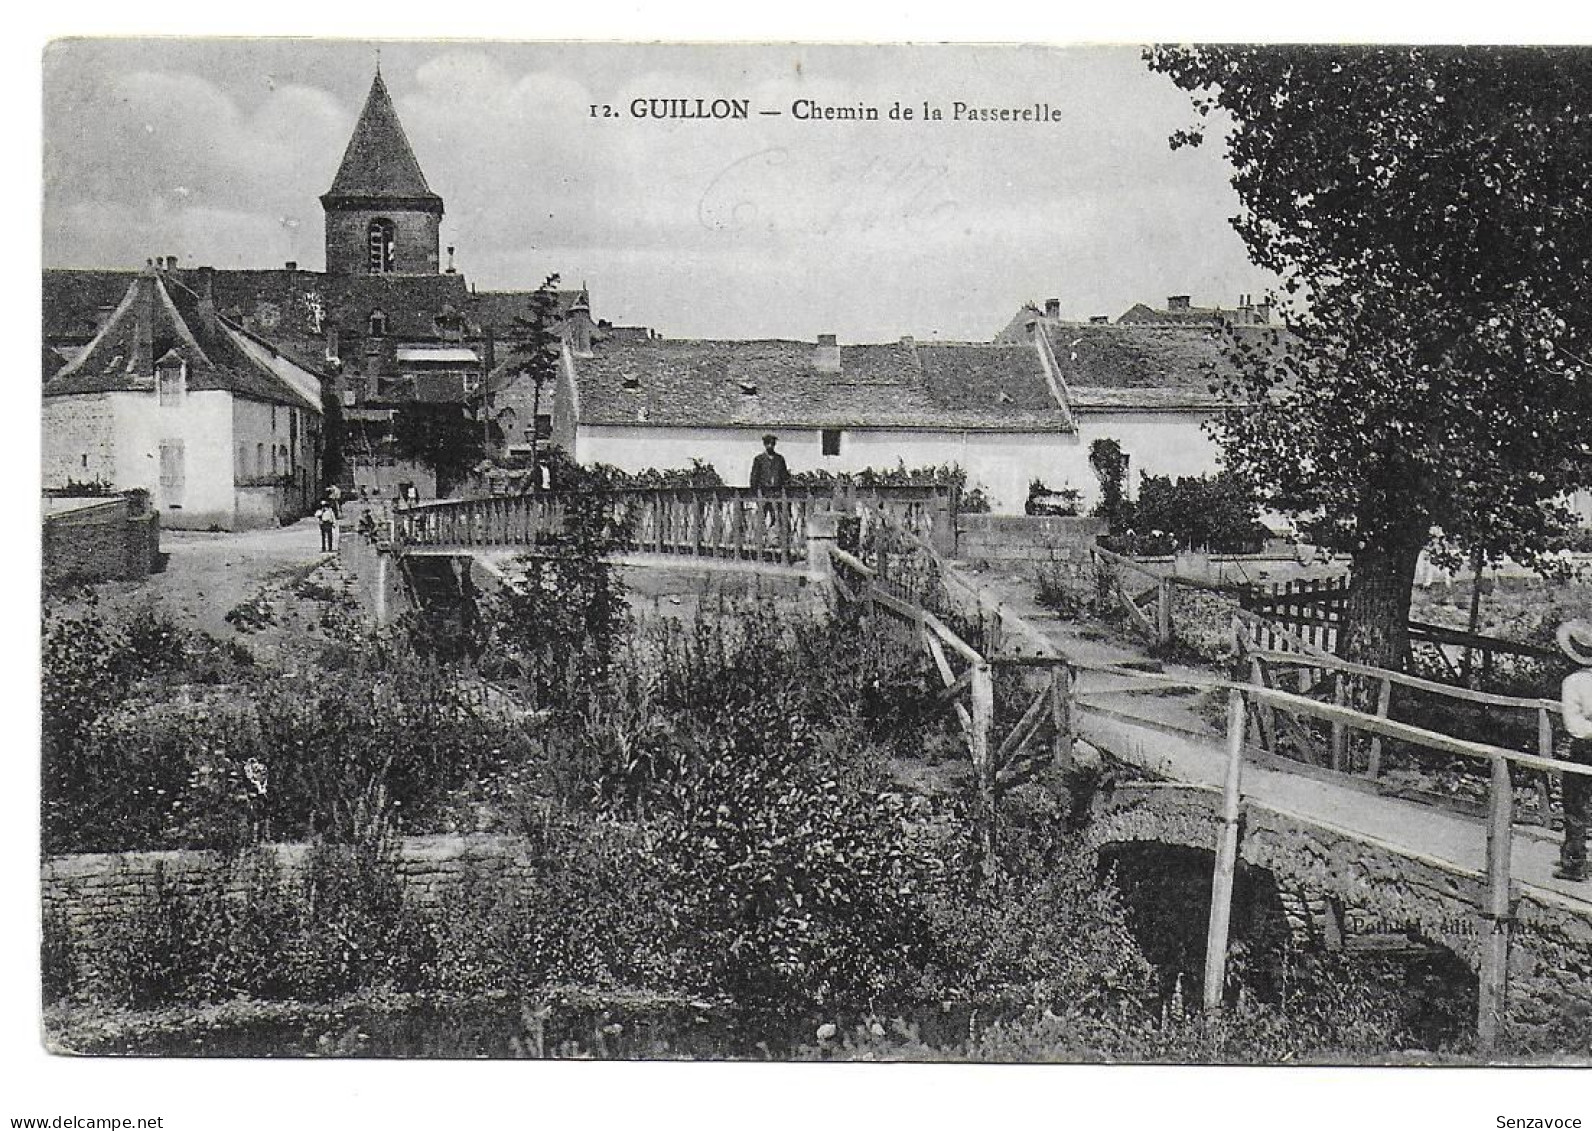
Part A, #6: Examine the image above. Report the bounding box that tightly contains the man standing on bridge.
[1554,619,1592,882]
[749,433,789,493]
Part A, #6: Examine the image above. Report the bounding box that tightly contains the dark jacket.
[750,450,790,492]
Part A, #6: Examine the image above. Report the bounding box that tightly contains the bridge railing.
[391,484,957,565]
[1072,656,1592,1049]
[1236,628,1563,822]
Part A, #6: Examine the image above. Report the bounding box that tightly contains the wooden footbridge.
[371,486,1592,1052]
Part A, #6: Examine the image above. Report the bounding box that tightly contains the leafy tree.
[1088,438,1130,528]
[1135,472,1268,554]
[498,273,565,484]
[320,386,345,490]
[391,402,485,498]
[1147,46,1592,668]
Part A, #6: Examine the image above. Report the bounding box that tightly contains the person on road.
[1555,619,1592,882]
[316,500,338,554]
[749,433,789,493]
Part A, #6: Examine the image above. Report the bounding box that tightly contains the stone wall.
[324,208,441,277]
[42,835,536,991]
[955,514,1106,577]
[42,494,161,585]
[1088,781,1592,1045]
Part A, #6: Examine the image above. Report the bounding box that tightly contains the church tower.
[320,71,444,276]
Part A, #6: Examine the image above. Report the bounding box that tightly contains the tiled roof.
[207,269,472,342]
[43,270,322,411]
[1115,302,1225,325]
[573,338,1074,432]
[1042,322,1230,394]
[918,343,1061,411]
[1068,386,1224,411]
[42,269,140,345]
[43,268,476,352]
[324,73,440,205]
[466,289,583,335]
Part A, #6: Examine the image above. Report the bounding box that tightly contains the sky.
[42,39,1276,341]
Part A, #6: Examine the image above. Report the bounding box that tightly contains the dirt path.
[47,516,365,668]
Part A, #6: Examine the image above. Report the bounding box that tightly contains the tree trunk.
[1341,536,1424,678]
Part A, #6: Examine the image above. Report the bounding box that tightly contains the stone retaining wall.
[41,834,534,951]
[955,514,1106,577]
[42,495,161,585]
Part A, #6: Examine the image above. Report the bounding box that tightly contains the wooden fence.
[831,524,1072,878]
[1091,545,1561,692]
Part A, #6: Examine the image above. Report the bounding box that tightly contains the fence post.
[1050,662,1074,773]
[805,510,838,585]
[970,660,997,882]
[1330,673,1348,772]
[1478,753,1515,1053]
[1157,577,1173,645]
[1203,688,1247,1014]
[1535,708,1555,826]
[1366,677,1392,779]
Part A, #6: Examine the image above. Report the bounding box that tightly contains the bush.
[1132,472,1268,554]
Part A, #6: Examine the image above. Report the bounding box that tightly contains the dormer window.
[368,310,389,338]
[367,218,395,274]
[156,353,186,406]
[621,374,641,391]
[738,380,758,396]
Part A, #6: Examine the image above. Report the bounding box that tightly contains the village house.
[506,315,1226,513]
[42,265,324,530]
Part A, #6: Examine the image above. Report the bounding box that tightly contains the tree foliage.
[1147,46,1592,666]
[1133,471,1269,554]
[1088,438,1130,527]
[390,403,484,498]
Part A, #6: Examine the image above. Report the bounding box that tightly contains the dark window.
[369,310,389,337]
[821,428,842,456]
[367,219,395,274]
[534,414,553,440]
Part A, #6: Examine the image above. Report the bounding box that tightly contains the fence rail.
[1091,545,1560,696]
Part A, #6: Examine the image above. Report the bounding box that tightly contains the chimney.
[163,255,177,270]
[1167,295,1192,312]
[899,334,915,348]
[815,333,840,374]
[285,260,298,271]
[1044,298,1061,319]
[196,266,218,335]
[570,286,594,356]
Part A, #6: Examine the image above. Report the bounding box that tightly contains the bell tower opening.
[367,219,396,274]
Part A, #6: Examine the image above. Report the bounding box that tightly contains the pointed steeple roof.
[323,72,441,206]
